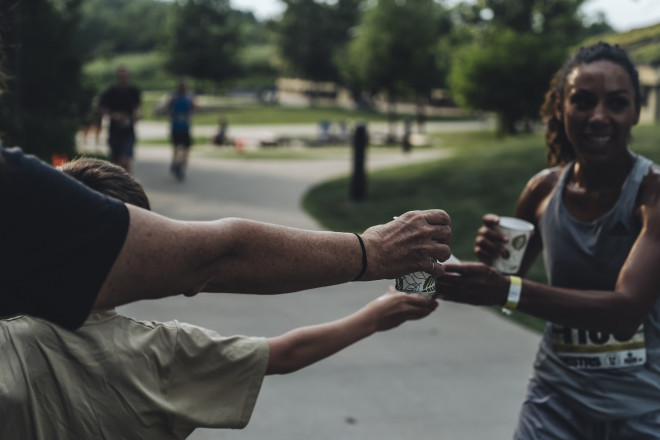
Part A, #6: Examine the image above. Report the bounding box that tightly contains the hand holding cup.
[360,210,451,281]
[475,214,533,274]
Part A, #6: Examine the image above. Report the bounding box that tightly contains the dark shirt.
[0,147,129,329]
[100,85,141,137]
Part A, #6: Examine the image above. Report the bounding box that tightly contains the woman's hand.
[435,263,510,307]
[474,214,509,265]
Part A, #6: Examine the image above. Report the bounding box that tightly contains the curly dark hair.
[540,42,642,167]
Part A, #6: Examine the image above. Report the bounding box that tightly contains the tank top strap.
[546,160,575,213]
[618,154,653,214]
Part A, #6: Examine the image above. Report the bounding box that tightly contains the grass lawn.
[140,93,472,126]
[302,123,660,333]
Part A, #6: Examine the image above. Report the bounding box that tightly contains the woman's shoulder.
[524,166,563,198]
[647,162,660,178]
[636,163,660,226]
[639,163,660,204]
[515,166,563,221]
[632,163,660,230]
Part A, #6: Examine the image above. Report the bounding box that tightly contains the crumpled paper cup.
[395,255,460,299]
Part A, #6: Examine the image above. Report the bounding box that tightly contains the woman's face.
[557,60,640,164]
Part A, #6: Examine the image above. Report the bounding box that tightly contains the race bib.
[550,323,646,369]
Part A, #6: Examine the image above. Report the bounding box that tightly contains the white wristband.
[501,276,522,315]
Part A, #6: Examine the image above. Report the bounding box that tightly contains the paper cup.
[394,255,460,299]
[492,217,534,274]
[395,270,436,299]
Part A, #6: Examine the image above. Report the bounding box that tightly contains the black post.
[402,118,412,153]
[350,123,368,202]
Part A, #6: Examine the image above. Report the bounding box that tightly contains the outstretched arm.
[94,206,451,309]
[266,286,438,375]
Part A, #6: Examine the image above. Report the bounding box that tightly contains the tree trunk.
[496,112,517,137]
[415,96,426,134]
[387,99,397,144]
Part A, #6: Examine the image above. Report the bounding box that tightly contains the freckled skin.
[94,208,452,309]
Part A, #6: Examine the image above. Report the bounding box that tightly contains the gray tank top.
[534,154,660,420]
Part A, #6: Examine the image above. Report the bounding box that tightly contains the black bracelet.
[352,233,367,281]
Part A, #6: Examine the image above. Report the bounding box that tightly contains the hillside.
[582,22,660,66]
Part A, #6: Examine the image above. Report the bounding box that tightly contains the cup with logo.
[491,216,534,274]
[395,255,461,299]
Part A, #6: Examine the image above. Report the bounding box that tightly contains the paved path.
[133,119,495,144]
[114,135,539,440]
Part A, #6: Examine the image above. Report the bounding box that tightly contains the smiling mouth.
[583,134,613,146]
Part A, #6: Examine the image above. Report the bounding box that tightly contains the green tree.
[581,11,612,39]
[164,0,244,87]
[228,12,280,90]
[449,29,564,135]
[277,0,362,102]
[0,0,88,160]
[447,0,590,135]
[342,0,447,133]
[78,0,170,58]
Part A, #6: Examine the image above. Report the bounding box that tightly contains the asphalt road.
[111,133,540,440]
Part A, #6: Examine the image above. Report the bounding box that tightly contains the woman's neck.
[571,151,635,191]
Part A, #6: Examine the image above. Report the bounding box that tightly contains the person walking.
[168,77,195,181]
[99,65,141,174]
